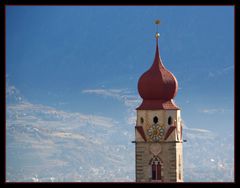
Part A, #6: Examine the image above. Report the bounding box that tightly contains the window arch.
[168,116,173,125]
[140,117,144,124]
[153,116,158,124]
[149,156,163,181]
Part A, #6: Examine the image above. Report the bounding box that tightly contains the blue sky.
[6,6,234,182]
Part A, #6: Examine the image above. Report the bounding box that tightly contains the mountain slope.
[6,86,234,182]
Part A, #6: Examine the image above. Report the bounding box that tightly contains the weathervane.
[155,19,160,39]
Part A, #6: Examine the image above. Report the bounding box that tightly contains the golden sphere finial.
[155,19,160,25]
[155,20,160,39]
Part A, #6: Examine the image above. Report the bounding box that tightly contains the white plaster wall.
[135,109,184,182]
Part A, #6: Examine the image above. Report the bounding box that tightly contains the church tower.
[135,20,183,182]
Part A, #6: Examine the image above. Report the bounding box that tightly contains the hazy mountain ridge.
[6,86,234,182]
[183,129,234,182]
[6,86,134,182]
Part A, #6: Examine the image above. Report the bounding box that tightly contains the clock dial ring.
[147,123,165,142]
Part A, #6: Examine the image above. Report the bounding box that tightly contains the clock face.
[147,124,165,142]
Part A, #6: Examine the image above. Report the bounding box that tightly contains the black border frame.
[1,0,239,186]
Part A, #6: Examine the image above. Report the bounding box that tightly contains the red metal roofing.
[137,39,179,110]
[136,99,179,110]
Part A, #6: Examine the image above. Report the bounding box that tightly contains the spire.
[137,19,179,110]
[152,19,164,69]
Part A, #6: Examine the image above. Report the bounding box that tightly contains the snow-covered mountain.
[6,86,234,182]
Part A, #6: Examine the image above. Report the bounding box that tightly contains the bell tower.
[134,20,183,182]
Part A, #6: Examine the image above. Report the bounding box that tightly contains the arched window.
[152,163,156,180]
[153,116,158,124]
[168,116,173,125]
[140,117,144,124]
[149,157,162,181]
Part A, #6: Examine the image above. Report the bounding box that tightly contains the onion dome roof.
[137,33,179,110]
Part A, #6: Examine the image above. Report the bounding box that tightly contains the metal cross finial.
[155,19,160,39]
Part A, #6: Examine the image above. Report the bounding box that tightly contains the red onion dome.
[137,37,179,110]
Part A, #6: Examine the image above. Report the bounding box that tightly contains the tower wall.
[135,28,183,182]
[135,109,183,182]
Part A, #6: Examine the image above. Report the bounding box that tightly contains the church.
[134,20,183,182]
